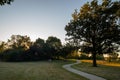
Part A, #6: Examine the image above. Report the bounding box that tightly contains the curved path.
[63,60,106,80]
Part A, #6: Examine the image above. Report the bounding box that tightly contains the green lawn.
[0,60,88,80]
[72,60,120,80]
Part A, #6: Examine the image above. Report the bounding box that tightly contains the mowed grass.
[0,60,88,80]
[72,60,120,80]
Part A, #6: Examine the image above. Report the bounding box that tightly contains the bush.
[1,49,24,62]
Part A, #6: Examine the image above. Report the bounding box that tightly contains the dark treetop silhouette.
[0,0,13,5]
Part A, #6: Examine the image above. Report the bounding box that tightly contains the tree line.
[0,35,78,61]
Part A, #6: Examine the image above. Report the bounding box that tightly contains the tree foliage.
[29,38,49,60]
[0,35,64,61]
[46,36,62,59]
[65,0,120,66]
[0,41,5,53]
[0,35,32,61]
[0,0,13,5]
[7,35,31,50]
[46,36,62,49]
[61,43,78,59]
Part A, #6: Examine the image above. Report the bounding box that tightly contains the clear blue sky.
[0,0,95,43]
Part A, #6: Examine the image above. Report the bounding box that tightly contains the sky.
[0,0,97,43]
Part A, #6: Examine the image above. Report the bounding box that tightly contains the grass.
[0,60,88,80]
[72,60,120,80]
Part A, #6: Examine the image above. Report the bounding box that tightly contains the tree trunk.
[92,52,97,67]
[92,37,97,67]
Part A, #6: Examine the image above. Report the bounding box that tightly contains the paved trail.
[63,60,106,80]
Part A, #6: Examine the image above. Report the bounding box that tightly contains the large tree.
[65,0,120,67]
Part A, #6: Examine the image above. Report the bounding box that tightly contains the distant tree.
[0,41,5,60]
[46,36,62,59]
[46,36,62,49]
[61,43,77,59]
[1,35,32,61]
[0,41,5,53]
[7,35,31,50]
[0,0,14,5]
[29,38,47,60]
[35,38,45,46]
[65,0,120,67]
